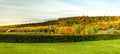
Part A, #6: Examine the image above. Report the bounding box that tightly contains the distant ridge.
[1,16,120,29]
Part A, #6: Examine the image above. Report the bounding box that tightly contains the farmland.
[1,39,120,54]
[0,16,120,54]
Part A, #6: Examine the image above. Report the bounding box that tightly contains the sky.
[0,0,120,25]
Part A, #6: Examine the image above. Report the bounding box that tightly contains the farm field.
[1,39,120,54]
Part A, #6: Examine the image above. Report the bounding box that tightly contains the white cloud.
[0,0,120,25]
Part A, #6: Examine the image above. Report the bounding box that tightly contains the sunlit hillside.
[0,16,120,34]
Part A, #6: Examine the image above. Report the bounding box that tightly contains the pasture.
[1,39,120,54]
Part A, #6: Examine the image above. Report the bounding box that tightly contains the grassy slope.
[1,39,120,54]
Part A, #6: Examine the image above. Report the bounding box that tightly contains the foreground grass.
[1,39,120,54]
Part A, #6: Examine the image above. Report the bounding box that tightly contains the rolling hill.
[0,16,120,34]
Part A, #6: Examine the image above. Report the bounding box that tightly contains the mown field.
[1,39,120,54]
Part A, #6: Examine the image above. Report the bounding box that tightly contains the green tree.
[92,26,99,33]
[73,24,83,34]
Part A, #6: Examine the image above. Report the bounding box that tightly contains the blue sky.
[0,0,120,25]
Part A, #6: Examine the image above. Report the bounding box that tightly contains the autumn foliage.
[0,16,120,34]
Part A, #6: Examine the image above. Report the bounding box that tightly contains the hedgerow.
[0,34,120,43]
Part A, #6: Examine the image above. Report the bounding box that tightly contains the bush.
[72,24,83,34]
[58,27,76,34]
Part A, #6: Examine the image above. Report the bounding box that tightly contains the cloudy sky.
[0,0,120,25]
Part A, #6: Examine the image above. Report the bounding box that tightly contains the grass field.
[1,39,120,54]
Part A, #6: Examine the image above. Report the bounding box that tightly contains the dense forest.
[0,16,120,34]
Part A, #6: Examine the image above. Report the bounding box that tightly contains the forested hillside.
[0,16,120,34]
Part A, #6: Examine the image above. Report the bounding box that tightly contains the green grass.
[1,39,120,54]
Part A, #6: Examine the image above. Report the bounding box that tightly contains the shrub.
[58,27,76,34]
[72,24,83,34]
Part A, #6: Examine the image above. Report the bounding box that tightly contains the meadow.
[1,39,120,54]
